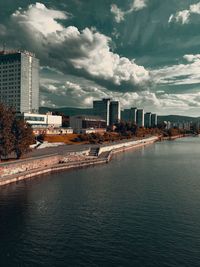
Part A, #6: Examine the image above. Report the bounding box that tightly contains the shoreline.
[0,135,183,187]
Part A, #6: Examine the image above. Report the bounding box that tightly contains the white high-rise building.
[136,109,144,127]
[0,50,39,113]
[93,98,121,126]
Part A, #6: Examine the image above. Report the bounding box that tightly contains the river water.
[0,137,200,267]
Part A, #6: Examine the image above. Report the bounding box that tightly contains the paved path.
[28,144,92,158]
[27,137,146,158]
[3,136,149,161]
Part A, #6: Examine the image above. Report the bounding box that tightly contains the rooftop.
[0,50,35,57]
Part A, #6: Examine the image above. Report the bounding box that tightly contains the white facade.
[22,113,62,128]
[0,50,39,113]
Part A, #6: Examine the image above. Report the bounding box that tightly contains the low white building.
[21,112,62,128]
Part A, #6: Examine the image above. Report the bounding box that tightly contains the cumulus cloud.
[169,2,200,24]
[111,0,148,23]
[39,66,200,115]
[158,92,200,109]
[110,4,125,23]
[10,3,149,91]
[12,2,69,36]
[131,0,148,11]
[39,69,157,110]
[41,74,200,115]
[183,54,200,62]
[151,54,200,86]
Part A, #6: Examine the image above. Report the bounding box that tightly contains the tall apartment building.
[110,101,121,125]
[151,114,157,127]
[122,107,137,124]
[136,109,144,127]
[0,50,39,113]
[93,98,121,126]
[144,112,152,128]
[93,98,111,126]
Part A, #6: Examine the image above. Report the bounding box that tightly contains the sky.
[1,0,200,115]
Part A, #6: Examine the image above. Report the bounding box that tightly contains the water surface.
[0,137,200,266]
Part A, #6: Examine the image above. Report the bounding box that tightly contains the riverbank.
[0,136,158,187]
[160,134,191,141]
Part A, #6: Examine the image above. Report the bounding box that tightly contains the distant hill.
[39,107,94,116]
[158,115,198,123]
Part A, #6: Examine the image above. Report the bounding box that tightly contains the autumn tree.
[12,119,35,159]
[0,104,15,160]
[0,103,35,160]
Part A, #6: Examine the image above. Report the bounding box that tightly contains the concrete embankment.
[0,157,108,187]
[0,136,159,187]
[161,134,191,141]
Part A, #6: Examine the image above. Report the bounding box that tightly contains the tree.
[0,103,35,160]
[0,104,15,160]
[12,119,35,159]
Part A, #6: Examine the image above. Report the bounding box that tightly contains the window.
[25,116,45,122]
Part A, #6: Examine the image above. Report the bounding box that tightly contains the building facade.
[93,98,121,126]
[21,112,62,128]
[151,114,157,127]
[70,115,107,134]
[109,101,121,125]
[144,112,152,128]
[0,50,39,113]
[136,109,144,127]
[93,98,111,126]
[122,107,137,123]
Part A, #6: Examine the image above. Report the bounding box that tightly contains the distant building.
[144,112,152,128]
[183,121,191,131]
[164,121,171,130]
[110,101,121,125]
[93,98,111,126]
[93,98,121,126]
[21,112,62,128]
[136,109,144,127]
[193,121,200,132]
[70,115,107,134]
[122,107,137,124]
[151,114,157,127]
[0,50,39,113]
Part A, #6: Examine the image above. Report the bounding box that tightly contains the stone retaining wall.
[0,154,60,178]
[0,157,108,187]
[0,148,91,178]
[98,136,158,155]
